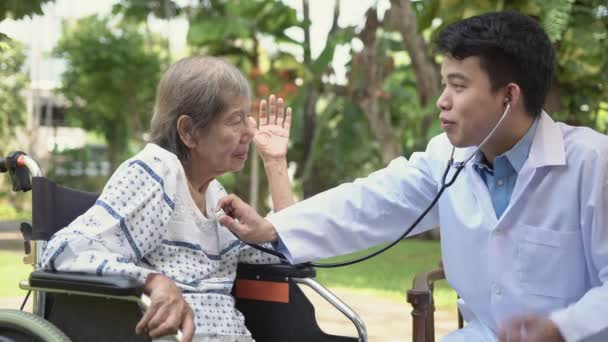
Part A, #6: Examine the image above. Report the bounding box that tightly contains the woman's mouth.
[232,151,248,160]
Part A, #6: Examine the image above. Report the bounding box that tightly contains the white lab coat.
[268,112,608,341]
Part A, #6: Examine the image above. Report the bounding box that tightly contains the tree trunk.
[350,8,402,165]
[387,0,441,141]
[386,0,442,239]
[299,0,339,198]
[249,38,261,210]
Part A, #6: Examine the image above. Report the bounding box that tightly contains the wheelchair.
[0,151,367,342]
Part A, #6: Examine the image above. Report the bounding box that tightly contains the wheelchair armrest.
[236,262,316,281]
[406,267,445,306]
[27,270,143,297]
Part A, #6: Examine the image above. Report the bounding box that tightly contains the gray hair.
[149,56,252,164]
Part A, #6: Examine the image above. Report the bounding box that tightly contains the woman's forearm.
[263,159,295,211]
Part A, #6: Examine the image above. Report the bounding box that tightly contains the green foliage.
[538,0,575,42]
[46,145,110,193]
[309,27,354,73]
[0,202,30,221]
[186,0,299,59]
[53,0,607,202]
[316,239,456,309]
[299,97,381,190]
[112,0,181,21]
[0,251,32,297]
[0,32,10,45]
[384,62,440,154]
[53,15,166,167]
[418,0,608,132]
[0,39,28,154]
[551,1,608,127]
[0,0,54,21]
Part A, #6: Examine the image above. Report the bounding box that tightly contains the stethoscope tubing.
[249,104,511,268]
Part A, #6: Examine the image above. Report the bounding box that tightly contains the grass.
[0,240,458,309]
[0,250,32,297]
[0,202,31,221]
[315,239,457,310]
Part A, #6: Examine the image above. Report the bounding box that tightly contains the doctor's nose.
[436,91,451,112]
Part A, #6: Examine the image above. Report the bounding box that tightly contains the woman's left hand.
[253,94,292,163]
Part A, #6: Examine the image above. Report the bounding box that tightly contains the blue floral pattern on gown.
[41,143,279,341]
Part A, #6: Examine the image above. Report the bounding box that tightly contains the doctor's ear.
[502,82,521,107]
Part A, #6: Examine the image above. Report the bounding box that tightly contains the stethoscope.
[243,102,512,268]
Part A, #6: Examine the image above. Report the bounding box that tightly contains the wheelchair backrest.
[31,177,99,241]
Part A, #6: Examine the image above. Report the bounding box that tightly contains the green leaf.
[417,0,441,32]
[187,16,250,46]
[0,0,53,22]
[310,43,336,74]
[540,0,575,42]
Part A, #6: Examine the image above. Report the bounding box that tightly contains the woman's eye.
[228,115,243,125]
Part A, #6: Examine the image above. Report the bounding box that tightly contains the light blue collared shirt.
[472,118,539,218]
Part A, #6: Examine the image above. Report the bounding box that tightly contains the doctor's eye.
[451,83,466,92]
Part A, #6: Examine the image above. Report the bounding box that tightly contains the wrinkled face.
[190,96,254,174]
[436,56,507,147]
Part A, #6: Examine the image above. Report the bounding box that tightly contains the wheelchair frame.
[1,151,368,342]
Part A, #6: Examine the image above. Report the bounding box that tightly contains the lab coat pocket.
[513,225,585,300]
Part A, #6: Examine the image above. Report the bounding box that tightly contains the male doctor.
[217,11,608,342]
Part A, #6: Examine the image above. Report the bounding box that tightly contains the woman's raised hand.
[253,94,292,163]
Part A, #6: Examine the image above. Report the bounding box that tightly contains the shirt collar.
[473,117,539,173]
[504,117,539,172]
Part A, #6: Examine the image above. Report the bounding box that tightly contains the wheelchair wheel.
[0,309,71,342]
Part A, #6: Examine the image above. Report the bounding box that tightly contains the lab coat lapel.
[505,112,566,217]
[464,161,498,226]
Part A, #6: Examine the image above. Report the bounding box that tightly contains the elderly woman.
[40,56,294,342]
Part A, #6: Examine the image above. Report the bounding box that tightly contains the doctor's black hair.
[436,11,555,117]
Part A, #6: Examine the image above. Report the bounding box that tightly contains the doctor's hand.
[499,315,564,342]
[217,194,279,244]
[136,273,195,342]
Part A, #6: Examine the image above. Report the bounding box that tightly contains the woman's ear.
[177,115,197,148]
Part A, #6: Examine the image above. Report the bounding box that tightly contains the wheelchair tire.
[0,309,71,342]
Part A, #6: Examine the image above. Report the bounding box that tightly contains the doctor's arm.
[220,142,444,264]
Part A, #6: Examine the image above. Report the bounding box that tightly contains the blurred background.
[0,1,606,339]
[1,0,606,211]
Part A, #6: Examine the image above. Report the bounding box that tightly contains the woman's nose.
[242,117,256,142]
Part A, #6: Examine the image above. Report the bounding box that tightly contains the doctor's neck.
[479,109,535,167]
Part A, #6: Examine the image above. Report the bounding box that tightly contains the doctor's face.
[436,56,507,148]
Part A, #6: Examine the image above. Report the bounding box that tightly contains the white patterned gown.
[40,143,278,341]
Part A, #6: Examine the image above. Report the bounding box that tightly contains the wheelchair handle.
[0,152,43,177]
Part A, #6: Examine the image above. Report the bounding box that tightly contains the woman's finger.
[136,301,158,334]
[180,309,195,342]
[148,310,180,337]
[268,94,276,125]
[258,99,267,127]
[277,97,285,126]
